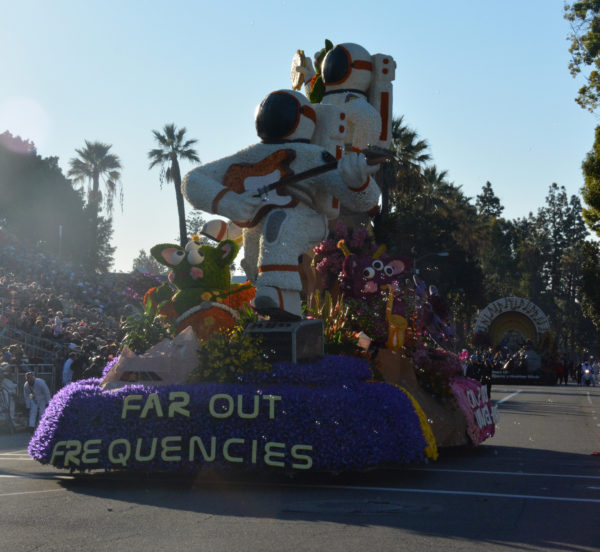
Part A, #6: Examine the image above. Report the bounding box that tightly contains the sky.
[0,0,596,272]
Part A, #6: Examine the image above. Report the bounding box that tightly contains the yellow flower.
[397,385,438,461]
[201,292,212,301]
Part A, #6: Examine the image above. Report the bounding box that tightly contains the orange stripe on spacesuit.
[212,188,231,214]
[379,91,390,142]
[348,176,370,192]
[275,286,284,308]
[301,105,316,124]
[352,60,373,71]
[214,221,227,241]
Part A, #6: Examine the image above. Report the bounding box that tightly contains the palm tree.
[68,140,122,271]
[379,116,431,217]
[148,124,200,247]
[421,165,450,212]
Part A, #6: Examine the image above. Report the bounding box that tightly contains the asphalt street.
[1,382,599,552]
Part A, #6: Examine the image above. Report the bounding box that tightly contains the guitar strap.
[283,182,319,211]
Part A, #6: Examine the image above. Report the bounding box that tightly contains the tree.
[185,210,208,239]
[148,124,200,247]
[132,249,167,275]
[580,241,600,330]
[68,141,122,272]
[536,183,588,299]
[95,212,116,273]
[581,125,600,236]
[476,181,504,218]
[0,131,36,155]
[0,132,91,265]
[378,116,431,218]
[565,1,600,112]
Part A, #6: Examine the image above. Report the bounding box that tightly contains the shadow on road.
[52,444,600,551]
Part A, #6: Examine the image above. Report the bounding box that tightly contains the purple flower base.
[29,357,426,474]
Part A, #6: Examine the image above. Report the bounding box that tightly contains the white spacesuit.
[294,42,395,151]
[183,89,381,319]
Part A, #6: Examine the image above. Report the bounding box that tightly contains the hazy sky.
[0,0,595,271]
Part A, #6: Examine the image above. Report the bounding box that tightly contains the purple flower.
[29,357,426,474]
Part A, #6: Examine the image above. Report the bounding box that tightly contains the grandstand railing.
[2,363,57,404]
[0,325,67,362]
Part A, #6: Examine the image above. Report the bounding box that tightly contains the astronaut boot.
[200,219,243,244]
[253,286,302,321]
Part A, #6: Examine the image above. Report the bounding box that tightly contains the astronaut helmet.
[321,43,373,94]
[255,89,316,143]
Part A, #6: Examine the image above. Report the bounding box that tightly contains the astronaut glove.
[218,188,263,224]
[338,152,379,191]
[296,56,315,83]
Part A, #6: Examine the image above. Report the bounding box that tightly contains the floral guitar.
[219,147,391,228]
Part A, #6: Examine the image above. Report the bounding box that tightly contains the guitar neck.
[254,149,392,197]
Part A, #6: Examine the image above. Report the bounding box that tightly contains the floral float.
[29,356,433,473]
[28,41,496,475]
[311,221,497,448]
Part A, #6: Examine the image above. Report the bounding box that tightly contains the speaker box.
[244,319,324,364]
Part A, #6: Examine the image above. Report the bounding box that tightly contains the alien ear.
[388,259,405,275]
[150,243,185,267]
[217,239,239,265]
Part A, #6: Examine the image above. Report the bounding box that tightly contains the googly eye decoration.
[171,250,186,266]
[363,267,375,279]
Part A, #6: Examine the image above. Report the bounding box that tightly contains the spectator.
[62,351,76,386]
[23,372,51,432]
[1,365,17,433]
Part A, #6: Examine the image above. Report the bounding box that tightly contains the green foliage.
[119,304,176,354]
[373,109,597,355]
[377,117,431,218]
[185,211,208,238]
[476,181,504,218]
[580,241,600,328]
[0,131,115,270]
[412,349,460,401]
[187,327,271,384]
[143,283,174,313]
[565,1,600,112]
[581,125,600,236]
[150,238,239,314]
[307,39,334,104]
[375,163,486,338]
[236,302,261,328]
[68,140,122,272]
[68,140,122,214]
[132,248,167,275]
[307,290,359,356]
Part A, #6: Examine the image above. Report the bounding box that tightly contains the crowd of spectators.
[0,228,137,432]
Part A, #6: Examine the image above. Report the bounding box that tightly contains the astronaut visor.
[323,45,373,86]
[256,91,314,140]
[323,46,350,85]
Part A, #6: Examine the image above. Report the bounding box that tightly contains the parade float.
[29,41,497,475]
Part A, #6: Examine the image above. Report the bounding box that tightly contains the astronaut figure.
[293,42,396,152]
[182,89,380,320]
